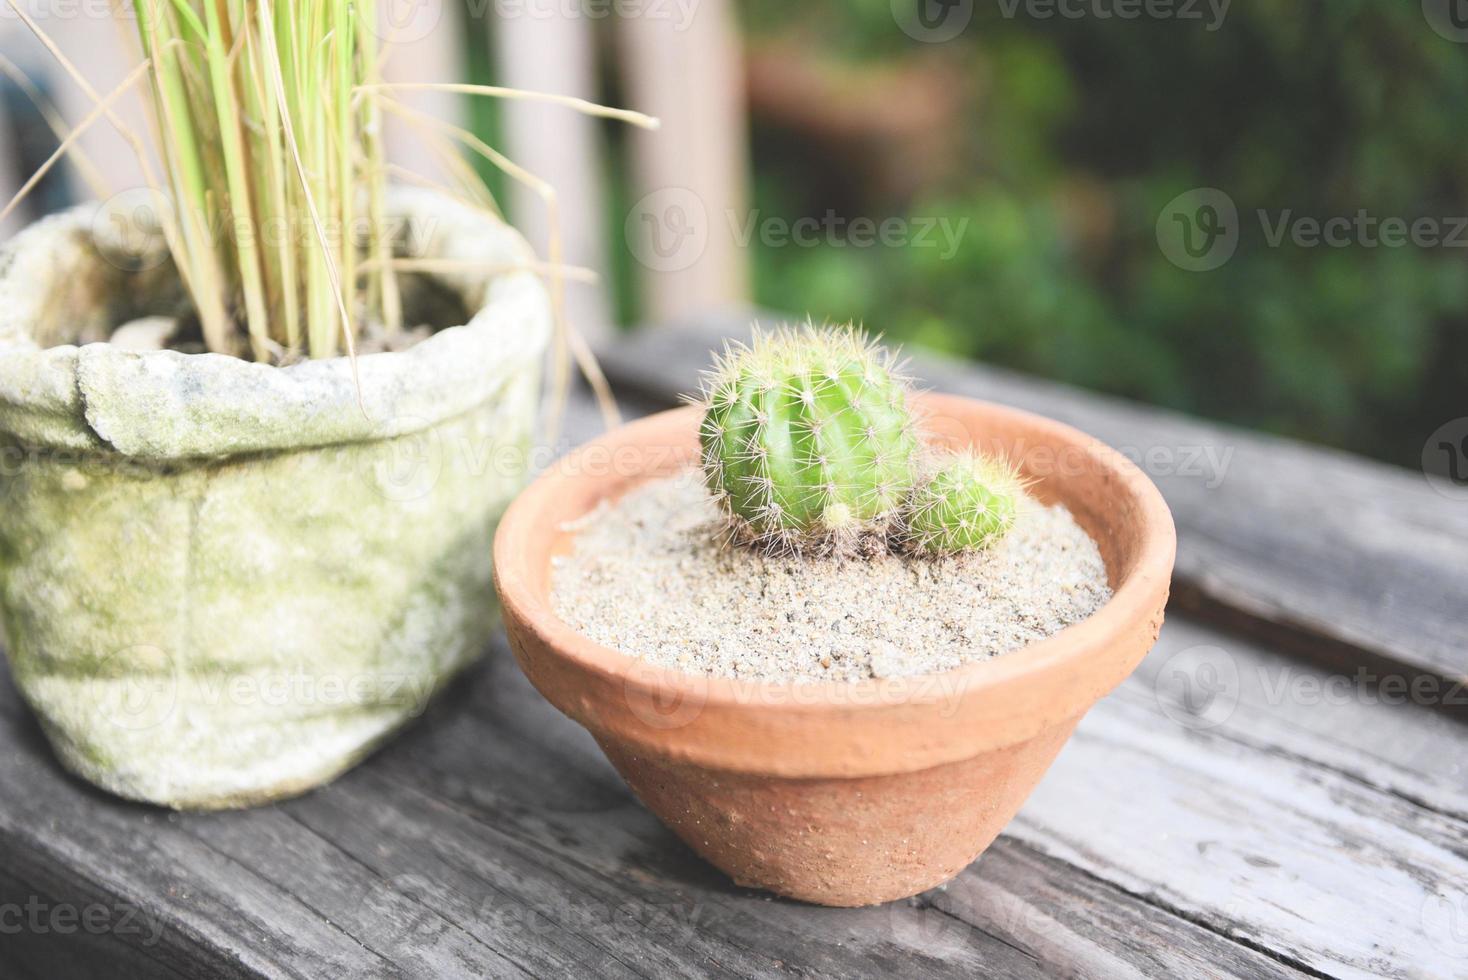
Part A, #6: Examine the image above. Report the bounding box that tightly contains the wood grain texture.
[593,313,1468,687]
[0,627,1300,979]
[6,611,1463,977]
[0,386,1462,978]
[1014,626,1468,979]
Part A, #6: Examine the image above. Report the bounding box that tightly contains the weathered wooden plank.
[10,615,1458,977]
[344,644,1312,980]
[899,615,1468,980]
[0,776,390,977]
[0,624,1317,980]
[1134,619,1468,824]
[1011,632,1468,979]
[592,314,1468,687]
[923,840,1305,980]
[0,862,192,980]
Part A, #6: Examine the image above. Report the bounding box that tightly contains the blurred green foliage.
[738,0,1468,465]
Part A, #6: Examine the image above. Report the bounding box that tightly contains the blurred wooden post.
[0,90,19,240]
[616,0,751,324]
[377,0,465,183]
[0,20,18,239]
[491,8,614,343]
[0,13,150,208]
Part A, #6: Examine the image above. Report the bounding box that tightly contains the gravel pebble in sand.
[551,472,1113,682]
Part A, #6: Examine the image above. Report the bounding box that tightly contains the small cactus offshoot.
[902,451,1026,556]
[698,326,919,553]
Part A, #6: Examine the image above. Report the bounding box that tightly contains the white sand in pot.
[551,471,1113,682]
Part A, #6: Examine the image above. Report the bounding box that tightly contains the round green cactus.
[698,325,919,553]
[902,451,1026,556]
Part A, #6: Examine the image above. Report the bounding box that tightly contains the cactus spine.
[902,451,1026,556]
[699,326,919,553]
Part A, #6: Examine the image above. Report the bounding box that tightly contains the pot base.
[598,719,1077,907]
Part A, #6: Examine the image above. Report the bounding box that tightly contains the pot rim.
[495,394,1176,776]
[0,186,550,459]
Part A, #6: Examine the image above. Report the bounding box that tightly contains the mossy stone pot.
[0,189,549,809]
[495,397,1175,907]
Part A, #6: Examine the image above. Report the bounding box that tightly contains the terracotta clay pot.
[495,395,1175,907]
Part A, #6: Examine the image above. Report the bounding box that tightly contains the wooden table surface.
[2,316,1464,979]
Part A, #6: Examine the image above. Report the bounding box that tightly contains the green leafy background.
[733,0,1468,468]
